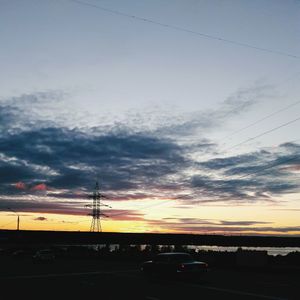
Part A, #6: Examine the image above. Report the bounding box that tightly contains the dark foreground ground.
[0,256,299,300]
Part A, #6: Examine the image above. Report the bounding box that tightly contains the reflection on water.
[187,245,300,256]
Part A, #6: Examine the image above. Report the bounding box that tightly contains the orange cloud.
[281,164,300,172]
[33,217,48,221]
[289,164,300,171]
[15,181,26,190]
[32,183,47,191]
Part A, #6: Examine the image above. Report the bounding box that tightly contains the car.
[32,249,55,262]
[12,249,35,259]
[141,252,208,278]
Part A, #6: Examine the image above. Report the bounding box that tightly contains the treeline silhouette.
[2,230,300,247]
[3,243,300,271]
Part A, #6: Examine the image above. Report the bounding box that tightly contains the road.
[0,257,298,299]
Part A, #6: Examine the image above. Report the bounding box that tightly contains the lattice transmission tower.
[87,181,110,232]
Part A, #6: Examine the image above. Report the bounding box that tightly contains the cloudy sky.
[0,0,300,235]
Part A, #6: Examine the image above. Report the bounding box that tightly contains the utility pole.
[7,208,20,231]
[87,181,111,232]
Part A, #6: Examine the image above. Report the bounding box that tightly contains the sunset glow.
[1,0,300,236]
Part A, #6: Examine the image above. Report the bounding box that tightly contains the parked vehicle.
[12,249,35,259]
[32,249,55,262]
[141,252,208,277]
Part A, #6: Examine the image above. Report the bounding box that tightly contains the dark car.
[12,249,35,259]
[32,249,55,262]
[141,252,208,277]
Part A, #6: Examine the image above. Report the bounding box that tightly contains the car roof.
[157,252,191,256]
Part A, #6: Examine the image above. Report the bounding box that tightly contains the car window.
[169,254,193,263]
[154,254,193,263]
[154,255,169,262]
[39,250,52,254]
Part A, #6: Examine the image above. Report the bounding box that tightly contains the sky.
[0,0,300,235]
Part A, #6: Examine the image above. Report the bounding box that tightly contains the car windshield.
[169,254,193,262]
[39,250,52,254]
[155,253,193,263]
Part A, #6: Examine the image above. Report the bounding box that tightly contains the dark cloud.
[156,84,273,137]
[0,197,143,220]
[1,124,299,214]
[160,218,271,226]
[225,154,300,177]
[0,90,64,134]
[146,218,299,235]
[0,89,299,222]
[192,145,300,202]
[0,198,87,216]
[2,90,65,107]
[191,175,260,201]
[0,126,187,192]
[109,210,145,221]
[34,217,47,221]
[100,192,156,202]
[198,151,270,170]
[281,164,300,172]
[168,225,300,234]
[0,159,40,183]
[0,198,144,221]
[279,142,300,151]
[218,220,271,226]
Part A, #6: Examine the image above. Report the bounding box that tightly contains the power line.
[109,140,300,218]
[67,0,300,149]
[235,154,300,180]
[75,103,300,220]
[219,70,300,142]
[224,115,300,151]
[6,207,20,230]
[85,148,300,222]
[109,199,173,217]
[66,0,300,148]
[221,99,300,141]
[63,0,300,217]
[68,0,300,60]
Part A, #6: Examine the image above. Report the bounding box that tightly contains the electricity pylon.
[86,181,110,232]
